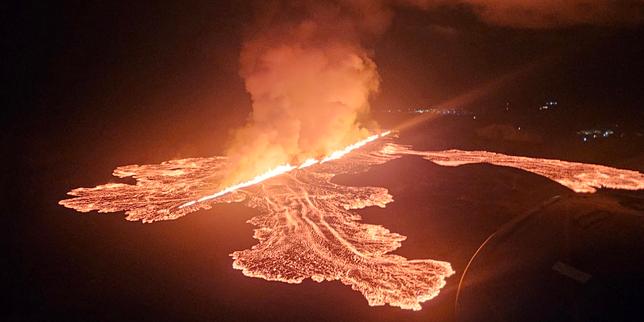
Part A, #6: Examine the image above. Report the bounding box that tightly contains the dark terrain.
[7,114,644,321]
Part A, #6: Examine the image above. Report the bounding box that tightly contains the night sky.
[6,2,644,150]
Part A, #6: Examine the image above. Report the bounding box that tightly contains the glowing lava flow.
[389,146,644,193]
[179,131,390,208]
[59,135,644,311]
[59,133,453,310]
[179,164,296,208]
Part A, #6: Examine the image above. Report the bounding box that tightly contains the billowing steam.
[224,0,644,184]
[223,1,391,185]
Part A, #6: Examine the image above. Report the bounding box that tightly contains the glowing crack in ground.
[60,138,644,310]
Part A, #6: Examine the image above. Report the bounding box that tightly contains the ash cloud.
[223,0,643,185]
[224,1,392,184]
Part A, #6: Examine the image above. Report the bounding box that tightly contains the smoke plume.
[224,1,392,184]
[223,0,644,185]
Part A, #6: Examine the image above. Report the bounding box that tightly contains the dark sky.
[5,1,644,158]
[375,6,644,118]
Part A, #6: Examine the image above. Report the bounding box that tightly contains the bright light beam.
[179,131,391,208]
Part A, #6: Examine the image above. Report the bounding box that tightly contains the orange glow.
[179,131,391,208]
[59,136,643,311]
[388,146,644,193]
[59,133,456,311]
[180,164,296,208]
[321,131,391,163]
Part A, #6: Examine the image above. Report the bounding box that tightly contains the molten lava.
[395,147,644,193]
[59,134,644,311]
[180,131,391,209]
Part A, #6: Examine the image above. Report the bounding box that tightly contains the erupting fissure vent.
[60,134,644,310]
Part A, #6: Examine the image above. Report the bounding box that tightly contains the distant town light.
[577,128,615,141]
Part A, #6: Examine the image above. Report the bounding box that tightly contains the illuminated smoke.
[224,1,393,186]
[179,132,390,209]
[223,0,644,187]
[217,0,644,186]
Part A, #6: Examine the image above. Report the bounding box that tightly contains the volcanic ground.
[8,118,644,321]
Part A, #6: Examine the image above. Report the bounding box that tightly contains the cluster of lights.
[384,107,472,116]
[578,128,615,142]
[539,100,558,111]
